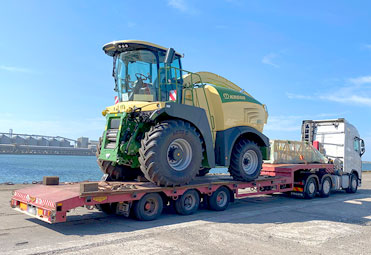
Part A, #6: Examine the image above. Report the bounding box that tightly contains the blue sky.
[0,0,370,160]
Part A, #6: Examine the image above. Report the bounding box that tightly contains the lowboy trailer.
[11,162,358,224]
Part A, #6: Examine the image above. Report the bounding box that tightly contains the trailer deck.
[10,163,334,223]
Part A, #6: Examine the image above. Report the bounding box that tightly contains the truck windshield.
[115,50,158,102]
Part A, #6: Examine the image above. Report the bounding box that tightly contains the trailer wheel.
[175,189,200,215]
[304,177,317,199]
[319,177,331,198]
[133,193,163,221]
[229,140,262,181]
[208,186,230,211]
[346,174,358,193]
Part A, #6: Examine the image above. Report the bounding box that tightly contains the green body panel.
[212,86,262,105]
[98,112,151,168]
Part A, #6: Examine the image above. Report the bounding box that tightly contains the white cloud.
[167,0,199,14]
[362,44,371,49]
[286,93,314,100]
[348,75,371,85]
[287,75,371,107]
[321,95,371,106]
[168,0,188,12]
[262,53,279,68]
[0,65,32,73]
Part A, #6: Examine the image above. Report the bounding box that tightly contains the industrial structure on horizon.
[0,129,98,156]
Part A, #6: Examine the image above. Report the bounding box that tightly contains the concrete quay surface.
[1,173,371,255]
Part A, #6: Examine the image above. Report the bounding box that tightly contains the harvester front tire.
[139,120,203,186]
[228,140,262,181]
[96,137,142,181]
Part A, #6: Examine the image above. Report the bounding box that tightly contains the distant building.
[12,135,26,145]
[37,138,49,146]
[26,137,38,146]
[0,135,11,144]
[0,131,96,156]
[59,138,71,148]
[48,138,60,147]
[77,137,89,148]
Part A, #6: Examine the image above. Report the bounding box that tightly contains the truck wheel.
[133,193,163,221]
[197,168,210,177]
[319,177,331,198]
[208,186,230,211]
[139,120,203,186]
[229,140,262,181]
[175,189,200,215]
[96,137,142,181]
[346,174,358,193]
[304,177,317,199]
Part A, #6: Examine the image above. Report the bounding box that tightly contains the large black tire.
[138,120,203,186]
[197,168,211,177]
[228,140,262,181]
[304,177,318,199]
[132,193,163,221]
[346,173,358,193]
[175,189,200,215]
[96,137,142,181]
[319,176,331,198]
[208,186,230,211]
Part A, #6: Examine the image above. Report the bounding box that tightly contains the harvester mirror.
[165,48,175,64]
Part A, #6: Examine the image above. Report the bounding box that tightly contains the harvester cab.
[98,40,269,186]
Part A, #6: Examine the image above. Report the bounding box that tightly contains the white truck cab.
[302,118,365,190]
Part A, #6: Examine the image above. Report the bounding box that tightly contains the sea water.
[0,154,370,184]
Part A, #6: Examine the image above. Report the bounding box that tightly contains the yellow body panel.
[183,85,266,135]
[103,101,166,115]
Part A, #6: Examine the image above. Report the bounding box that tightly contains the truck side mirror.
[360,139,365,156]
[165,48,175,65]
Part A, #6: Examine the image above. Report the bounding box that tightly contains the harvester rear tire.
[96,137,142,181]
[138,119,203,186]
[228,140,262,181]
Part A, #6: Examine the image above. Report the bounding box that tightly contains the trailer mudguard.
[215,126,269,166]
[150,102,216,168]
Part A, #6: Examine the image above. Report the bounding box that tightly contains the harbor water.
[0,154,370,184]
